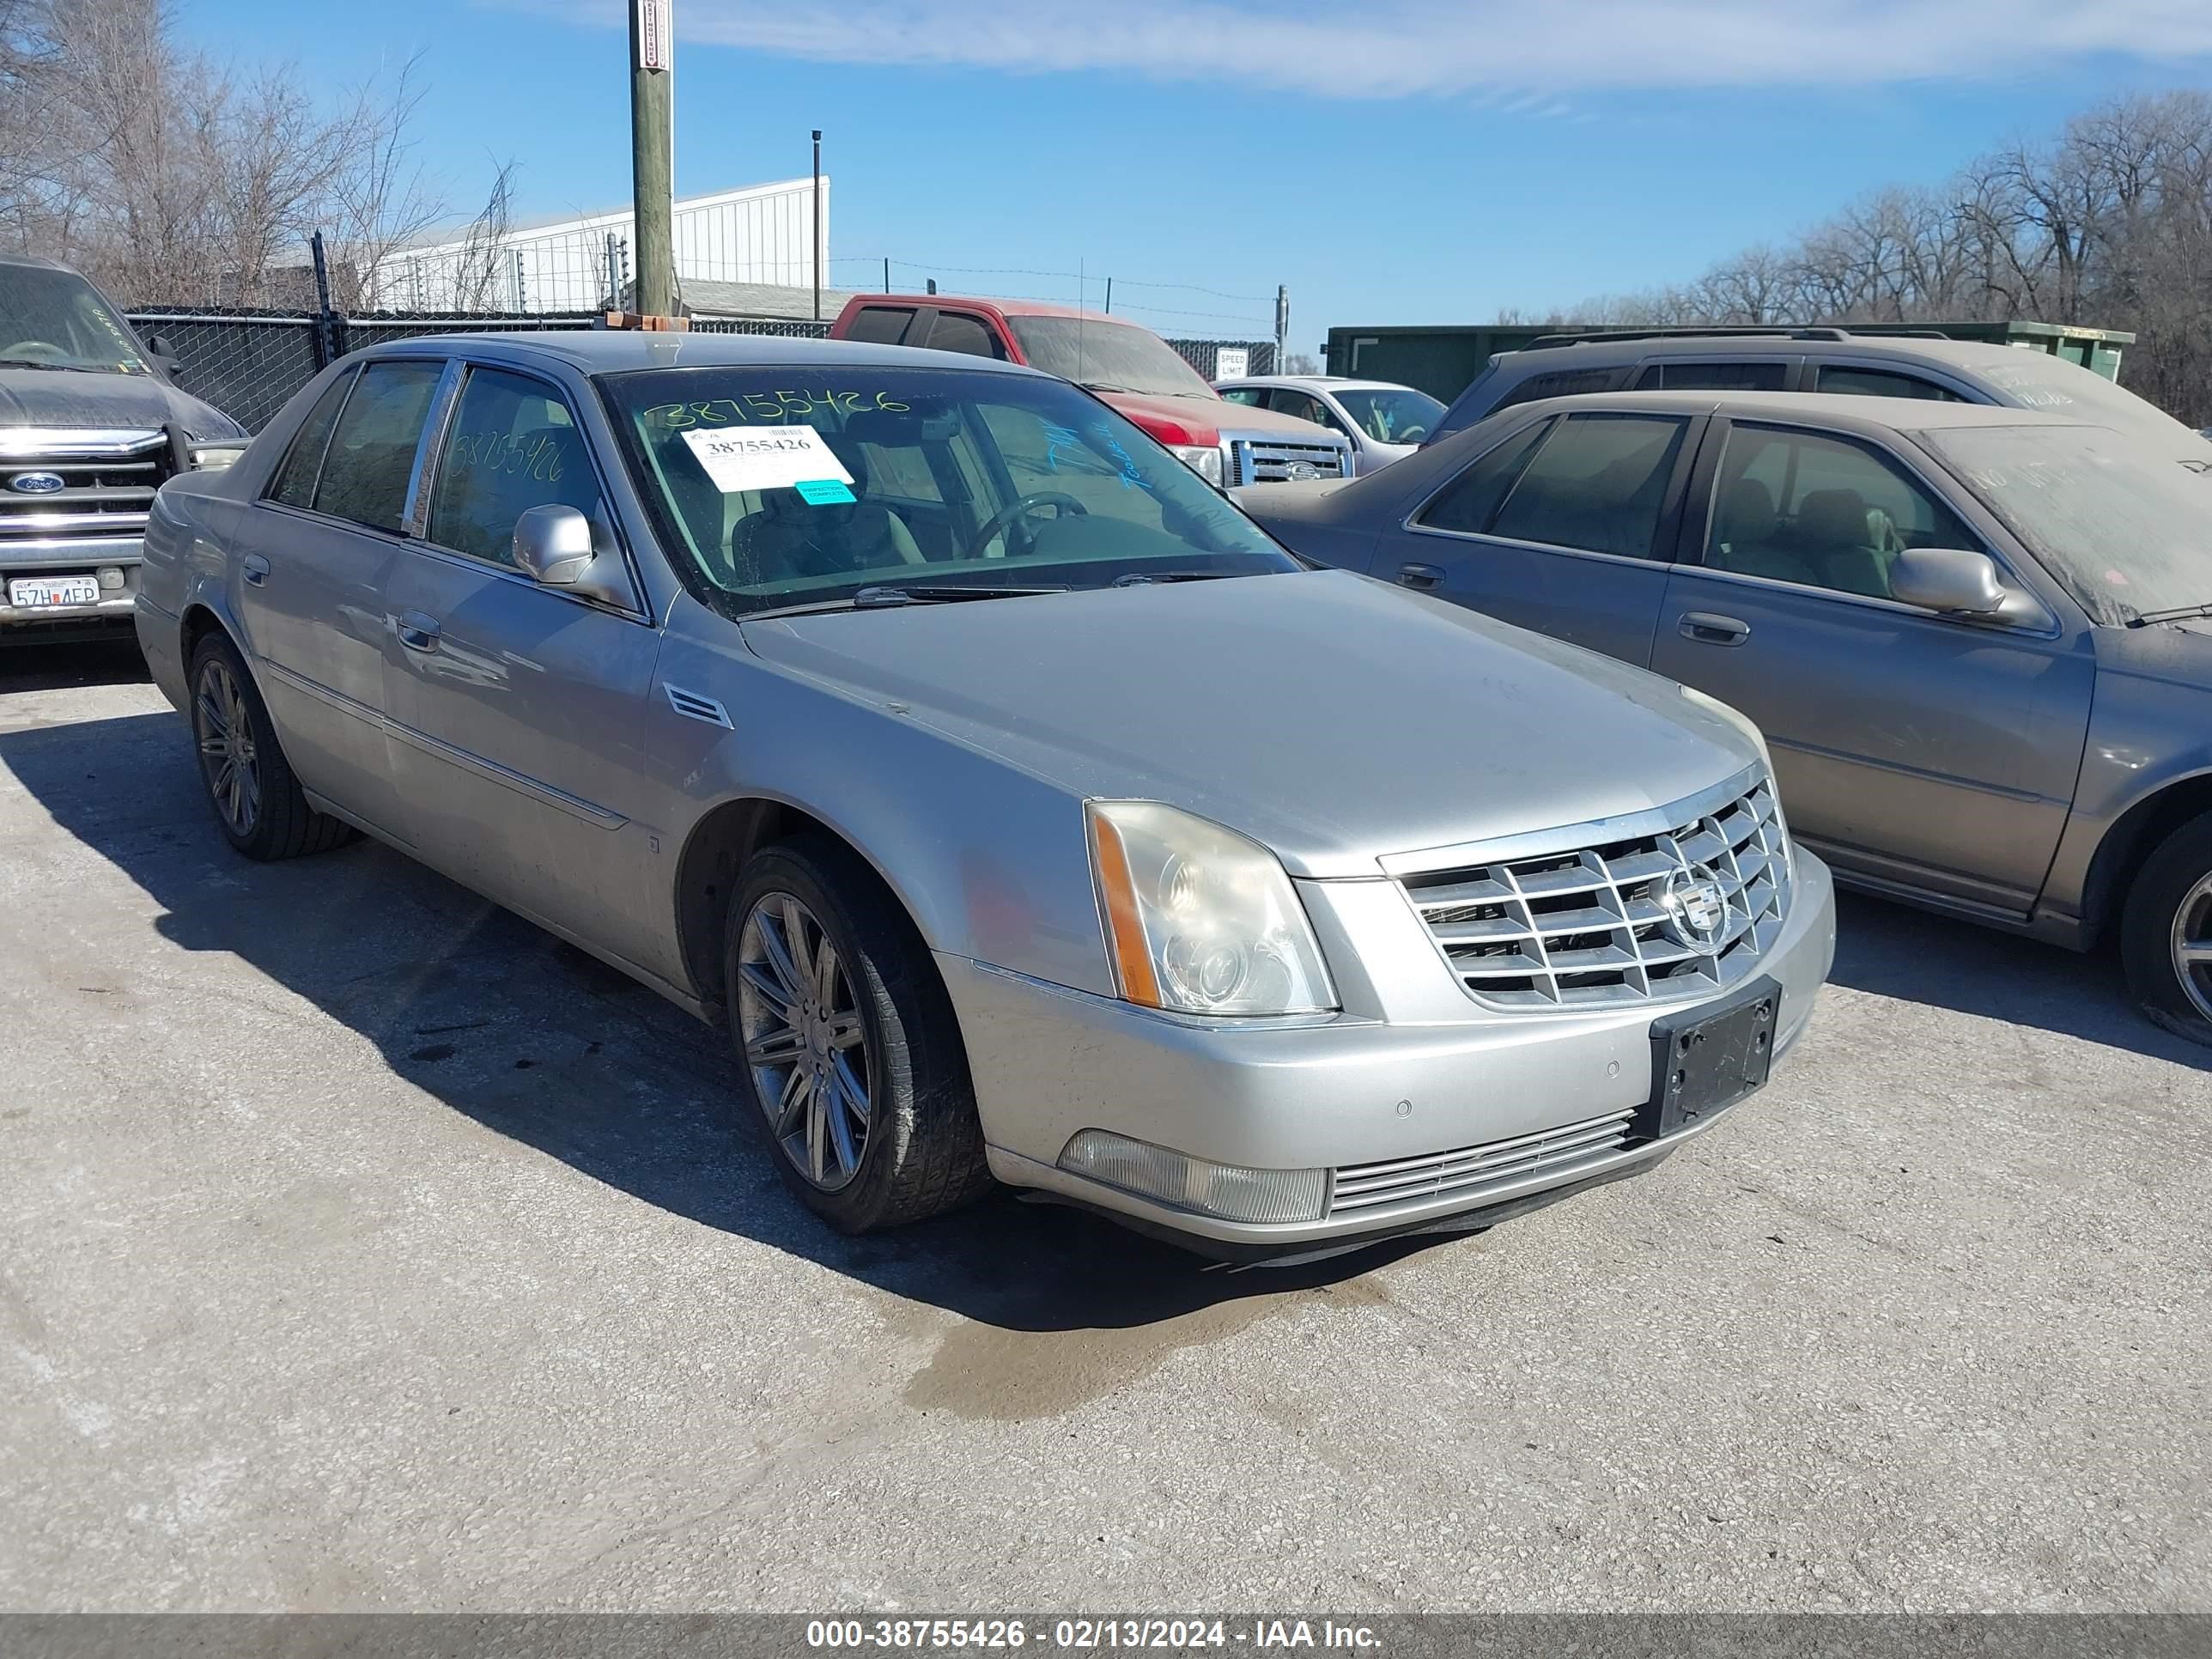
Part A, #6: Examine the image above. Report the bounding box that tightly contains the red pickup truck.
[830,294,1355,487]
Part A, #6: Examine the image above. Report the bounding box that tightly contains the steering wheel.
[969,490,1088,557]
[1396,424,1429,443]
[0,341,69,363]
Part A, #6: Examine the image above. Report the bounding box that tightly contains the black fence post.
[309,231,348,368]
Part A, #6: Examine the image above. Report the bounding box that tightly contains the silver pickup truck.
[1,256,247,641]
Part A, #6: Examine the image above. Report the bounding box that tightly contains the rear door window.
[266,368,356,510]
[924,312,1005,359]
[1488,412,1692,559]
[1814,364,1966,401]
[310,360,442,534]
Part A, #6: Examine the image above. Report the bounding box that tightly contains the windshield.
[1331,386,1446,446]
[1923,422,2212,623]
[1005,316,1217,399]
[0,264,150,374]
[1967,350,2212,459]
[599,366,1298,617]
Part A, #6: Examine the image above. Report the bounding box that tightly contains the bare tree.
[1504,88,2212,422]
[0,0,505,310]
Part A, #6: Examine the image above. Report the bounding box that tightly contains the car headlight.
[1680,684,1793,875]
[188,442,248,471]
[1167,443,1224,486]
[1086,800,1337,1016]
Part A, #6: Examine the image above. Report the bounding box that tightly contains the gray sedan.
[1242,390,2212,1043]
[137,334,1833,1257]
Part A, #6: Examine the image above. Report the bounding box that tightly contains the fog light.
[1058,1129,1328,1224]
[97,567,125,591]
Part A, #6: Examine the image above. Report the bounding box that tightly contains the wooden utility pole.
[629,0,676,321]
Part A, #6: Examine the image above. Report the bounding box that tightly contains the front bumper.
[943,849,1835,1256]
[0,534,142,635]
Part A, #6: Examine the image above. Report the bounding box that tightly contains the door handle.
[396,610,441,653]
[1396,562,1445,590]
[1679,611,1751,646]
[241,554,270,587]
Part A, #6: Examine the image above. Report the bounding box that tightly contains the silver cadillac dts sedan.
[137,331,1835,1260]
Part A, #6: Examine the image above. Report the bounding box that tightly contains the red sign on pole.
[636,0,672,71]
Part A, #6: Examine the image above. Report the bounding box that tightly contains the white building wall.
[373,177,829,313]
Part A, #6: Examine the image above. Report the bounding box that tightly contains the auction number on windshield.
[641,391,910,428]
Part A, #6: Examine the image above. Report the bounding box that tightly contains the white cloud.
[510,0,2212,98]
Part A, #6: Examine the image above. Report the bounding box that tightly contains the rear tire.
[187,632,357,862]
[2120,811,2212,1047]
[723,833,993,1231]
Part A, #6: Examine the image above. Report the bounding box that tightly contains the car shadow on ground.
[0,698,1445,1334]
[1827,889,2211,1070]
[0,635,151,693]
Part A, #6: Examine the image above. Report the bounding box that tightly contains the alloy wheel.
[2169,870,2212,1025]
[193,657,261,837]
[735,891,872,1191]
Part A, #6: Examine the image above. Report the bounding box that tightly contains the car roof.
[0,254,73,273]
[1223,375,1418,394]
[353,329,1043,378]
[1512,388,2097,431]
[1497,332,2039,374]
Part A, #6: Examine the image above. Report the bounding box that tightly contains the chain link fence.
[125,304,1280,431]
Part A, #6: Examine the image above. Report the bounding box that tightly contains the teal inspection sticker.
[793,478,856,506]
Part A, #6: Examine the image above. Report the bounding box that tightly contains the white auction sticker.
[680,423,855,495]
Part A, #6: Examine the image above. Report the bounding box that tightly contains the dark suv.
[1428,328,2212,468]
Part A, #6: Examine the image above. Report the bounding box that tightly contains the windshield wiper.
[2126,601,2212,628]
[852,584,1067,607]
[1110,570,1236,586]
[0,357,74,371]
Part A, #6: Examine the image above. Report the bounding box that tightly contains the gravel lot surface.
[3,641,2208,1612]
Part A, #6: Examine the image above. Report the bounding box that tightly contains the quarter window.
[1488,412,1690,559]
[841,307,914,346]
[925,312,1003,359]
[1417,418,1553,535]
[427,368,605,566]
[1634,361,1790,392]
[1814,365,1965,401]
[311,361,442,533]
[1494,367,1627,409]
[266,368,356,510]
[1703,422,1978,599]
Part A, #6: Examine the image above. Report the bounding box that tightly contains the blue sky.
[179,0,2212,349]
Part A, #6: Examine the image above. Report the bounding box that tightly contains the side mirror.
[513,504,633,608]
[1889,546,2008,617]
[144,332,185,383]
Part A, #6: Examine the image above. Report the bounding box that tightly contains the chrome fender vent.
[663,684,732,728]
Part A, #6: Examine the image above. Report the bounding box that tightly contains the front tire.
[723,833,992,1231]
[187,633,356,862]
[2121,811,2212,1046]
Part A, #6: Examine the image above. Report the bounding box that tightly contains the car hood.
[738,569,1759,878]
[1092,387,1341,445]
[0,366,244,442]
